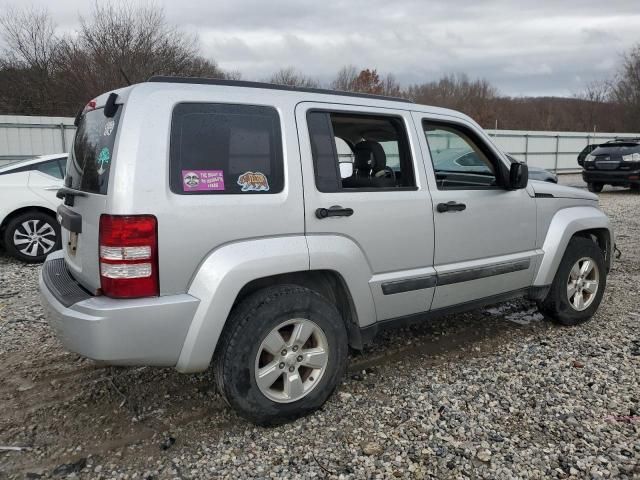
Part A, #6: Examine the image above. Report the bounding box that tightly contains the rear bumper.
[582,169,640,185]
[39,251,199,367]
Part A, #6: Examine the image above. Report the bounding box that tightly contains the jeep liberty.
[40,77,614,424]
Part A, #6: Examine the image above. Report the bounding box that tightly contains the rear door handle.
[316,205,354,219]
[437,201,466,213]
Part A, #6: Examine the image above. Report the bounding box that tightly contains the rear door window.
[170,103,284,194]
[68,107,122,194]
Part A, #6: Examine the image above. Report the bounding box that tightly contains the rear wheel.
[630,184,640,192]
[537,237,606,326]
[214,285,348,425]
[3,211,61,263]
[587,182,603,193]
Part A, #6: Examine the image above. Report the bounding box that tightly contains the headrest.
[354,141,387,173]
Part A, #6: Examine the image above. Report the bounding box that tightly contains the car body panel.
[41,252,198,366]
[533,206,612,286]
[411,111,539,309]
[38,80,615,372]
[295,101,436,322]
[0,155,66,233]
[176,236,309,373]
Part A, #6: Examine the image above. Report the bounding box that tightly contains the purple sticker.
[182,170,225,191]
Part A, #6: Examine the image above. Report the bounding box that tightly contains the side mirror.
[508,162,528,190]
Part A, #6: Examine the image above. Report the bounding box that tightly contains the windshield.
[67,106,122,194]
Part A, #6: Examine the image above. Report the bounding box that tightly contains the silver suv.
[40,78,613,424]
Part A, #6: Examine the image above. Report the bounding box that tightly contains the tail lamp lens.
[99,215,159,298]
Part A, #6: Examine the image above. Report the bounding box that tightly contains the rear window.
[170,103,284,195]
[68,107,122,194]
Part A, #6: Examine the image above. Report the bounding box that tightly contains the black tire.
[587,182,603,193]
[537,237,606,326]
[214,285,348,425]
[3,211,61,263]
[630,184,640,192]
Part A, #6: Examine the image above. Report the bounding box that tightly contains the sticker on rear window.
[97,147,110,175]
[103,119,115,136]
[237,171,270,192]
[182,170,225,191]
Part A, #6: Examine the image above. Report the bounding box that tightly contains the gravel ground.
[0,175,638,479]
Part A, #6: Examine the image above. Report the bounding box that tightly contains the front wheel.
[3,211,61,263]
[537,237,606,326]
[587,182,604,193]
[214,285,348,425]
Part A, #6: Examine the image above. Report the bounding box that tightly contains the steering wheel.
[383,166,396,181]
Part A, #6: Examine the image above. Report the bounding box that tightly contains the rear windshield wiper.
[56,187,87,206]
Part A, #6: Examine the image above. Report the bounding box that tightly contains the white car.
[0,154,67,262]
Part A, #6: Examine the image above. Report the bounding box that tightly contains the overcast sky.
[2,0,639,97]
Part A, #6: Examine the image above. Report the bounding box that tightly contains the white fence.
[1,115,639,172]
[0,115,75,167]
[486,130,640,173]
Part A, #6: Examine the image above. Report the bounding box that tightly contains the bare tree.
[0,7,58,72]
[380,73,401,96]
[573,80,613,132]
[406,74,498,126]
[330,65,359,91]
[580,80,612,103]
[330,65,401,96]
[0,7,61,114]
[67,3,228,89]
[267,67,319,88]
[0,3,234,115]
[610,43,640,131]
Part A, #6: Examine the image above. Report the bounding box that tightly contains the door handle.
[437,201,466,213]
[316,205,354,219]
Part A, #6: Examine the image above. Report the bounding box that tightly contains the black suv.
[580,138,640,192]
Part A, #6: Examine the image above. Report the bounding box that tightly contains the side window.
[308,111,416,192]
[36,160,64,179]
[170,103,284,194]
[423,121,500,189]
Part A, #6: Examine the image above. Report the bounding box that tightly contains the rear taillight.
[99,215,159,298]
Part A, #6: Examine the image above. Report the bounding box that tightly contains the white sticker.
[103,119,115,136]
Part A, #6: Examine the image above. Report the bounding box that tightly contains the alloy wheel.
[567,257,599,311]
[12,219,57,258]
[254,318,329,403]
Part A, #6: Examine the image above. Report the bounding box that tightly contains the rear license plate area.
[68,231,78,256]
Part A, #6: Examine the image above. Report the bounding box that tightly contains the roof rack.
[147,76,414,104]
[608,136,640,142]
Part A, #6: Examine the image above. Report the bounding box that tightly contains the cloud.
[4,0,639,96]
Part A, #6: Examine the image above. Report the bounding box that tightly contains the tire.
[214,285,348,425]
[537,237,606,326]
[3,211,61,263]
[630,184,640,192]
[587,182,603,193]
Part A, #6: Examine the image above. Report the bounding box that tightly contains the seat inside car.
[343,140,395,188]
